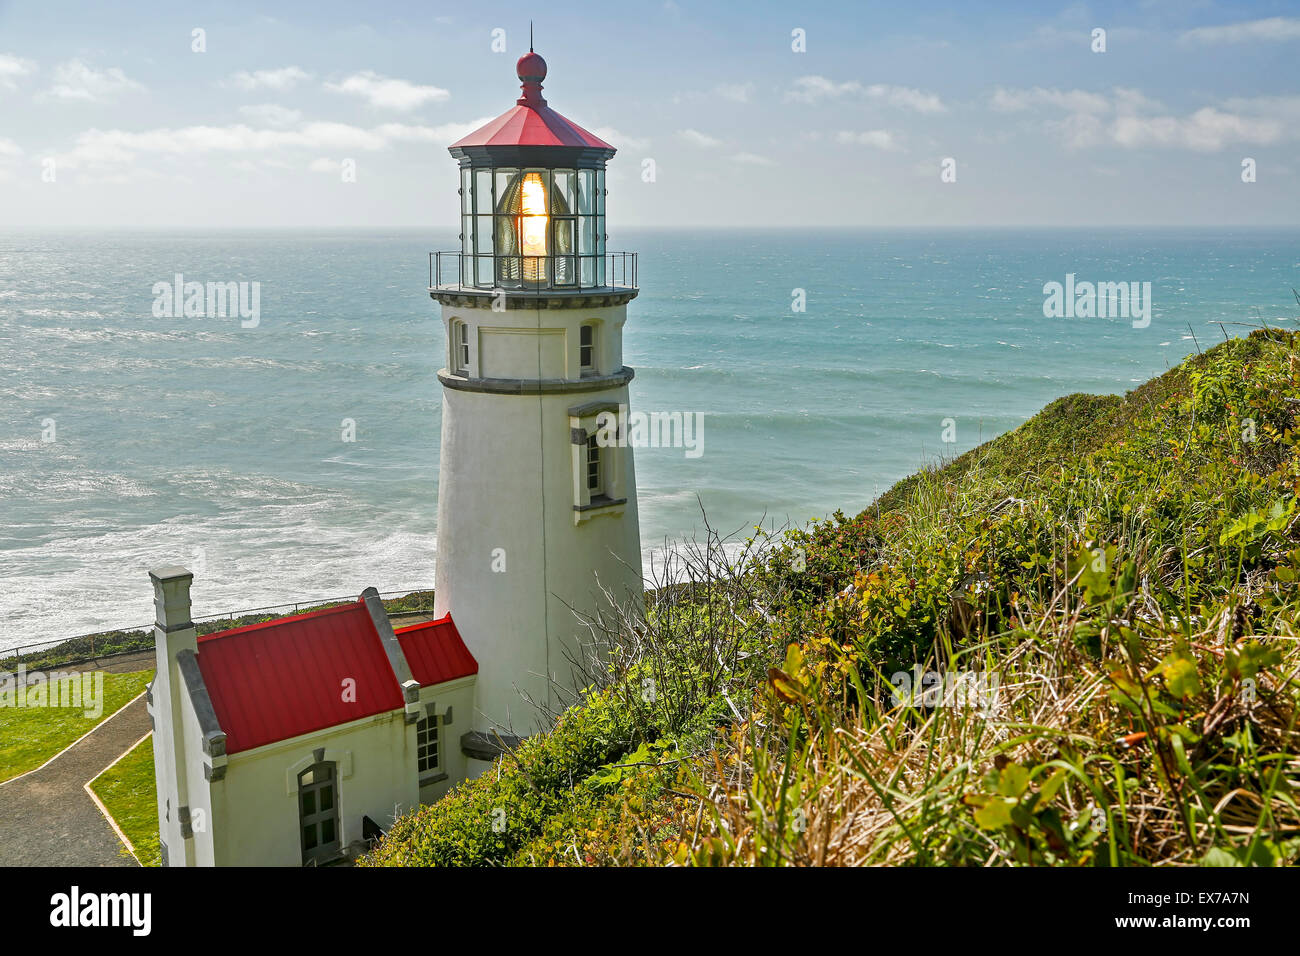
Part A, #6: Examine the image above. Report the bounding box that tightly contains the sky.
[0,0,1298,228]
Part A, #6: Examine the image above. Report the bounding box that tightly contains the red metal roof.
[449,51,614,152]
[396,613,479,687]
[451,102,614,150]
[196,600,404,755]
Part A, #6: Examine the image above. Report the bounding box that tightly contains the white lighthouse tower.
[431,47,642,761]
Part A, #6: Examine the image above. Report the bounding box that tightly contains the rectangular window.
[579,324,594,370]
[417,715,440,775]
[456,322,470,373]
[586,435,601,494]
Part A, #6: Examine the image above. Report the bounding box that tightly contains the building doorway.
[298,760,340,865]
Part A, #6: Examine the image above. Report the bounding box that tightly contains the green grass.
[89,735,161,867]
[0,669,153,784]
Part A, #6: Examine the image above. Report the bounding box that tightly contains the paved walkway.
[0,655,154,867]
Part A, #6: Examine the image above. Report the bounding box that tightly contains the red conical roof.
[450,50,615,154]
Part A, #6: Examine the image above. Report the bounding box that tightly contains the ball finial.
[516,50,547,84]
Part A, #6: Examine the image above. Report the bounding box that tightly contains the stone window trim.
[449,318,472,376]
[285,748,354,796]
[568,399,627,520]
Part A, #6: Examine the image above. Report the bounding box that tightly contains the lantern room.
[444,49,619,291]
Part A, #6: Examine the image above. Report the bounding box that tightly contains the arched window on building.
[298,760,340,866]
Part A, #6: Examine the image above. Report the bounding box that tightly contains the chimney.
[147,565,197,866]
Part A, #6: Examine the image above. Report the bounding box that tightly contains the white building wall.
[414,676,477,804]
[176,687,216,866]
[209,710,417,867]
[146,567,197,867]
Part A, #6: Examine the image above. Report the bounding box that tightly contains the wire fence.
[0,587,435,668]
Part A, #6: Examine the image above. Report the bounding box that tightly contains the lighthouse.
[431,47,642,761]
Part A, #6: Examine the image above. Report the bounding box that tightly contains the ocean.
[1,227,1297,649]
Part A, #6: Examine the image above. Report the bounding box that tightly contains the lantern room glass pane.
[577,169,596,216]
[553,169,576,211]
[460,167,472,217]
[474,168,493,217]
[494,168,519,206]
[461,215,472,260]
[597,170,606,216]
[475,216,493,256]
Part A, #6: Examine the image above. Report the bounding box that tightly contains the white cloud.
[786,75,861,102]
[1110,108,1282,151]
[591,127,650,151]
[308,157,340,173]
[677,128,722,148]
[324,71,449,111]
[990,87,1111,114]
[43,60,143,102]
[0,137,22,157]
[868,84,945,113]
[835,129,900,151]
[238,103,303,127]
[715,83,753,103]
[55,117,492,170]
[0,54,36,91]
[1180,17,1300,45]
[993,85,1288,151]
[731,151,775,166]
[1220,94,1300,123]
[785,76,945,113]
[228,67,312,91]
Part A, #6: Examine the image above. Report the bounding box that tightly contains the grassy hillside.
[364,328,1300,867]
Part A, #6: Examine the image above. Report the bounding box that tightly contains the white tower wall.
[433,296,642,742]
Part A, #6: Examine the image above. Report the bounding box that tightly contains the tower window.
[586,434,602,495]
[452,320,470,375]
[579,324,595,372]
[416,715,440,776]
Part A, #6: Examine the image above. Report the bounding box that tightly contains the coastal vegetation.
[365,327,1300,867]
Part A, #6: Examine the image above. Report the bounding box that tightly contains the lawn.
[0,668,154,783]
[88,735,161,867]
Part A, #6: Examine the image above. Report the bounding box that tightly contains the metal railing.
[429,251,637,294]
[0,587,435,666]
